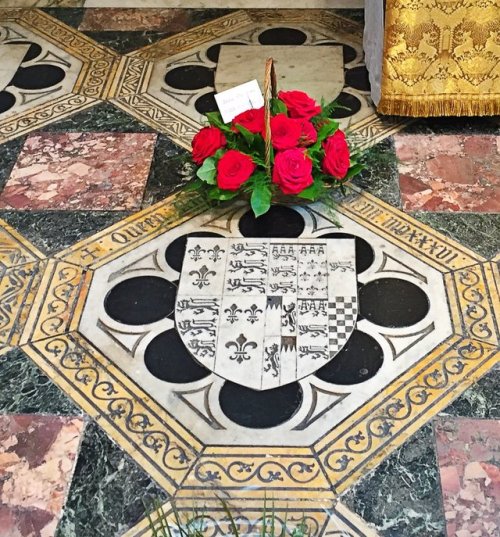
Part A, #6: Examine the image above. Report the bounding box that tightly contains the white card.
[214,80,265,124]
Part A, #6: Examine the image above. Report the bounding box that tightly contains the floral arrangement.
[187,89,363,216]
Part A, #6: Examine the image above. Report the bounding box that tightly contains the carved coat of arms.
[176,238,358,390]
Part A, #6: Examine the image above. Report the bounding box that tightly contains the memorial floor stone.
[110,10,409,150]
[16,189,499,508]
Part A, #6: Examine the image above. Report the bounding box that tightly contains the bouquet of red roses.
[187,86,363,217]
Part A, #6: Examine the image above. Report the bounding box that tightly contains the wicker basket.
[261,57,316,207]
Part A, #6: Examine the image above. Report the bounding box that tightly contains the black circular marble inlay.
[315,42,357,64]
[105,276,177,325]
[164,65,214,90]
[219,381,303,428]
[239,206,305,238]
[206,42,246,63]
[145,329,211,383]
[345,66,371,92]
[0,92,15,114]
[11,65,66,90]
[165,232,224,272]
[319,233,374,274]
[316,330,383,385]
[330,92,362,118]
[359,278,430,327]
[8,41,42,62]
[194,92,218,115]
[258,28,307,45]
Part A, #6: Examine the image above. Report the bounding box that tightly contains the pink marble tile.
[0,133,157,211]
[79,8,189,31]
[435,417,500,537]
[395,134,500,212]
[0,415,85,537]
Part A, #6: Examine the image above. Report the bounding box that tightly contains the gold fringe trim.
[377,96,500,117]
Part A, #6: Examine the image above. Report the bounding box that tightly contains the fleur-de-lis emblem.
[188,244,206,261]
[226,334,258,363]
[224,303,242,324]
[306,285,319,296]
[189,265,216,289]
[207,245,225,262]
[306,260,319,270]
[245,304,263,324]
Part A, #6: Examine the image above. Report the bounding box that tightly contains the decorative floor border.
[9,188,497,502]
[0,9,118,144]
[122,497,381,537]
[0,188,493,534]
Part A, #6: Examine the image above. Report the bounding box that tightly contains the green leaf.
[297,179,324,200]
[317,120,339,142]
[196,156,217,184]
[235,124,255,146]
[205,111,227,130]
[271,98,288,115]
[344,162,364,179]
[250,182,272,217]
[184,178,204,192]
[207,187,239,201]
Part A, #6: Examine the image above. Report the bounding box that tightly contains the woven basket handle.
[264,58,277,178]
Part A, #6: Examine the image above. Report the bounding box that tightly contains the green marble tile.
[56,421,167,537]
[341,424,446,537]
[41,102,156,133]
[0,348,81,415]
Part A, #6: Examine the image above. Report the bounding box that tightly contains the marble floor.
[0,5,498,537]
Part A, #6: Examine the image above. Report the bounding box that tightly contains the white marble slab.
[176,237,357,391]
[215,45,345,105]
[80,202,453,446]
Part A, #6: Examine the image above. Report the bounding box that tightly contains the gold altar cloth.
[378,0,500,117]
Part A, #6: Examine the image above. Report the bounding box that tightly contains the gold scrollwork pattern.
[0,261,44,351]
[23,260,90,343]
[0,95,96,144]
[317,338,498,492]
[453,265,498,346]
[143,503,327,537]
[20,9,117,100]
[0,222,42,268]
[114,94,200,149]
[192,459,322,486]
[26,333,199,492]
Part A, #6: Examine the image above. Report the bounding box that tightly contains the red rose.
[273,148,313,195]
[322,130,350,179]
[192,126,226,165]
[217,150,256,190]
[232,107,265,134]
[296,119,318,147]
[269,113,302,150]
[278,90,322,120]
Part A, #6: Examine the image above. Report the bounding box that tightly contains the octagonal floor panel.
[19,189,499,501]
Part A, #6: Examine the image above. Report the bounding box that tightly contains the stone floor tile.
[395,134,499,213]
[435,417,500,537]
[79,8,190,31]
[0,414,85,537]
[0,133,157,211]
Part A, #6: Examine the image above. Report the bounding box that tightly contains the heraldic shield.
[176,238,358,391]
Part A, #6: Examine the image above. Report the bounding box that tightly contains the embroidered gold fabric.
[378,0,500,117]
